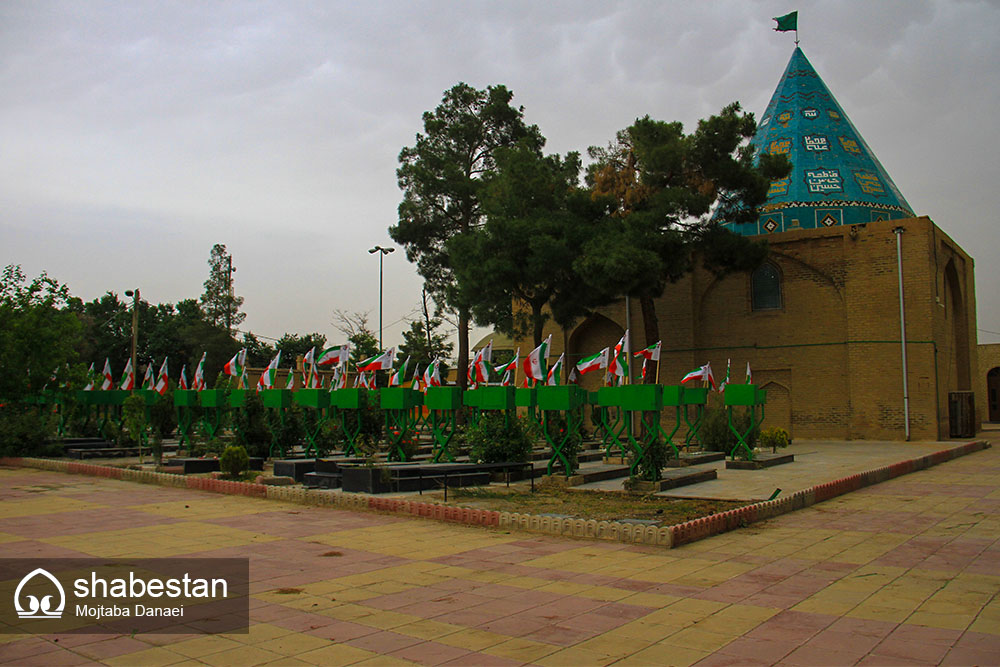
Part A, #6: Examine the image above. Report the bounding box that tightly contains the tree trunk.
[457,308,469,391]
[532,303,545,347]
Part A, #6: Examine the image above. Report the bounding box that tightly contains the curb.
[1,440,989,549]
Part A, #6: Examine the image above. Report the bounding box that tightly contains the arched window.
[751,262,782,311]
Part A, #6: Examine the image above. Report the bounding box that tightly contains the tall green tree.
[200,243,244,332]
[581,104,791,377]
[450,144,613,346]
[391,82,543,389]
[0,265,82,402]
[276,333,327,369]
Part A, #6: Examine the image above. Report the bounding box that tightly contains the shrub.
[631,415,669,482]
[467,412,534,464]
[542,411,582,474]
[0,405,57,457]
[700,407,759,457]
[122,394,148,450]
[269,404,306,458]
[233,390,271,458]
[759,427,791,451]
[220,444,249,479]
[148,390,177,440]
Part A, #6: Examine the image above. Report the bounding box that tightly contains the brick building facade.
[510,48,980,441]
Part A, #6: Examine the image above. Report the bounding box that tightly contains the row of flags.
[465,330,753,392]
[77,337,756,396]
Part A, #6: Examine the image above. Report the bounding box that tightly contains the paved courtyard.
[0,441,998,666]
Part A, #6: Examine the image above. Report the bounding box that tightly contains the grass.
[427,485,749,527]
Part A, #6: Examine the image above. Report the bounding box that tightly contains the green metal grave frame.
[85,390,129,436]
[380,387,423,462]
[260,389,292,458]
[596,386,627,457]
[537,385,585,477]
[724,384,767,461]
[619,384,675,477]
[682,387,709,448]
[173,390,198,446]
[197,389,228,441]
[294,389,330,457]
[331,388,365,457]
[424,387,461,462]
[661,385,686,456]
[516,387,540,428]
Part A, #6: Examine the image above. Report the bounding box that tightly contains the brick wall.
[522,216,979,441]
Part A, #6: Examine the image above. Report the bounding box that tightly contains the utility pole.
[125,288,140,393]
[368,245,395,349]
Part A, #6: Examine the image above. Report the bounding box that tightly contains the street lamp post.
[368,245,395,349]
[124,289,140,392]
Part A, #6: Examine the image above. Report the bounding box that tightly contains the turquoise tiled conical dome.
[722,47,914,236]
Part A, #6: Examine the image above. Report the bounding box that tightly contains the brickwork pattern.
[526,217,978,442]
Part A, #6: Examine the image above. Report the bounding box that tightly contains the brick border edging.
[1,440,989,550]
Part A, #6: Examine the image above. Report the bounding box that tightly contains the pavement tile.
[3,437,999,666]
[869,636,953,664]
[387,640,475,666]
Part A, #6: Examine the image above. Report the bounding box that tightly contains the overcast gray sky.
[2,0,998,351]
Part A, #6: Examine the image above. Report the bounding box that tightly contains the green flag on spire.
[773,11,797,32]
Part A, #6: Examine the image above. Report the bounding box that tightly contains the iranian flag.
[193,352,207,391]
[178,365,189,390]
[522,335,551,385]
[101,358,114,390]
[356,371,373,389]
[546,353,565,386]
[719,358,731,393]
[474,341,493,384]
[119,359,135,391]
[746,362,753,385]
[285,368,295,390]
[423,358,442,389]
[681,362,717,390]
[223,349,246,377]
[142,362,155,390]
[496,349,519,387]
[576,348,609,375]
[317,344,349,367]
[607,330,630,379]
[83,363,96,391]
[332,365,347,390]
[257,351,281,391]
[303,347,323,389]
[154,358,169,395]
[633,341,661,362]
[389,356,410,387]
[357,347,395,372]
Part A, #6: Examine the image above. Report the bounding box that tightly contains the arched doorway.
[944,259,971,390]
[759,381,792,437]
[988,368,1000,422]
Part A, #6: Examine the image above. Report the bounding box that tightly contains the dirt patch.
[425,485,750,527]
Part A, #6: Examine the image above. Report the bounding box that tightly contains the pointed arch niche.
[569,314,624,393]
[944,258,971,391]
